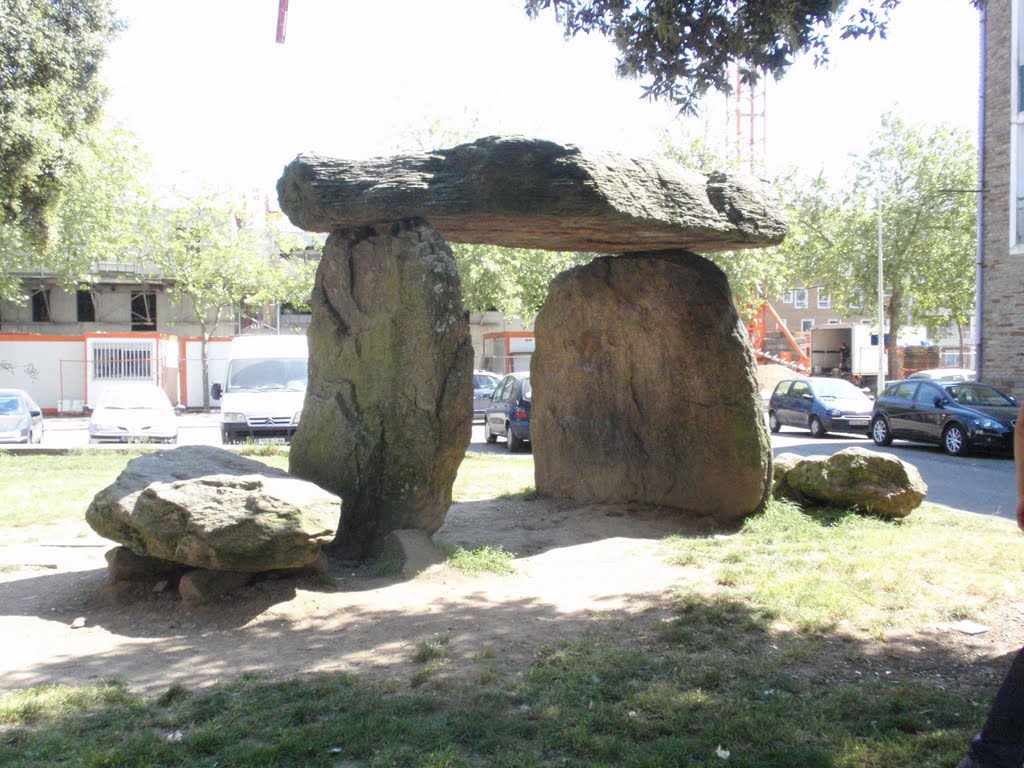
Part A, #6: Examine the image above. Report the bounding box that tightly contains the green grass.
[445,544,516,575]
[0,455,1020,766]
[663,499,1024,637]
[452,453,536,501]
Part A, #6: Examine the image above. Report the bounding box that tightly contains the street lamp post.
[875,188,885,397]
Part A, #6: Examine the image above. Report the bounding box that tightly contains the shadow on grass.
[0,590,1009,767]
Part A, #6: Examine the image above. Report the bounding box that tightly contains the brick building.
[979,0,1024,394]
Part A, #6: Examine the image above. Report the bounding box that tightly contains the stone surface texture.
[531,251,772,520]
[86,446,340,571]
[382,529,446,578]
[772,447,927,518]
[288,220,474,557]
[277,135,787,254]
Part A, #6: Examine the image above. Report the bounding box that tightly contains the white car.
[88,382,179,444]
[0,388,44,444]
[907,368,976,382]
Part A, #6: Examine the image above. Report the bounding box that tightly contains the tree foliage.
[524,0,980,114]
[154,191,318,406]
[0,122,155,305]
[0,0,122,244]
[786,114,976,374]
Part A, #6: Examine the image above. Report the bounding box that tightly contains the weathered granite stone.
[277,135,787,254]
[531,251,772,521]
[381,529,446,578]
[772,447,927,518]
[86,446,340,571]
[289,220,474,557]
[104,546,185,582]
[178,569,252,606]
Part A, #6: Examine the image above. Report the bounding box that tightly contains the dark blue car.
[870,380,1018,456]
[483,371,531,452]
[768,377,874,437]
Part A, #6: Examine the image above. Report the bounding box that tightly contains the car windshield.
[227,358,308,391]
[0,395,27,415]
[522,378,532,400]
[811,379,866,399]
[946,384,1016,408]
[99,386,171,410]
[474,374,499,390]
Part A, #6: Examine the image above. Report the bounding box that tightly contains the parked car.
[483,371,531,452]
[907,367,976,382]
[768,377,874,437]
[473,370,501,419]
[870,379,1018,456]
[88,382,180,444]
[0,388,44,444]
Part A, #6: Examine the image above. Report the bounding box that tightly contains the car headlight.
[222,412,248,424]
[828,409,842,417]
[969,416,1002,430]
[292,410,302,425]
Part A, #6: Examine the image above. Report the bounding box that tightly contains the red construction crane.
[276,0,288,44]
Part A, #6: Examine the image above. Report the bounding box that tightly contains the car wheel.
[507,423,522,453]
[768,411,781,433]
[943,423,969,456]
[871,416,893,446]
[809,416,827,438]
[484,421,497,444]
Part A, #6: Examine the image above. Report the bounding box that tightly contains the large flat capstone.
[277,135,787,254]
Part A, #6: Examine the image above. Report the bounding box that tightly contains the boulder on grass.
[86,446,340,572]
[772,447,927,518]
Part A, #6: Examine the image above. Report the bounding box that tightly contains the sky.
[100,0,982,195]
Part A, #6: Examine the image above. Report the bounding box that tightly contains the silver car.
[0,389,44,444]
[473,370,501,418]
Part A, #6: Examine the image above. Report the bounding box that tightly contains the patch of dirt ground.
[0,496,1020,696]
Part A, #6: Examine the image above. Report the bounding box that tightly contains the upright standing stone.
[531,251,771,521]
[289,220,473,557]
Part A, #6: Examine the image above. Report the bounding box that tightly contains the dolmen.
[276,135,789,554]
[86,446,339,603]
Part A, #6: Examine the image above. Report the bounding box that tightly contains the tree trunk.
[886,292,901,381]
[955,319,966,368]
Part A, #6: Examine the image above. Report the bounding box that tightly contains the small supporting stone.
[380,529,446,578]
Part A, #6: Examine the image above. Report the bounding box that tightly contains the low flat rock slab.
[277,135,787,254]
[86,446,340,571]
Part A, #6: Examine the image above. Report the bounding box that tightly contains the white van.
[211,335,308,444]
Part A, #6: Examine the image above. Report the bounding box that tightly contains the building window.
[801,318,814,332]
[794,288,808,309]
[131,292,157,332]
[827,318,840,325]
[781,290,794,304]
[817,287,831,309]
[31,289,50,322]
[76,290,96,322]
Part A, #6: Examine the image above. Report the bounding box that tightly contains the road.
[31,414,1017,522]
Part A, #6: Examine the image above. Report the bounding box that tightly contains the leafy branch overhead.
[0,0,122,244]
[524,0,980,113]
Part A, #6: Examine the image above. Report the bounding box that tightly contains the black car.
[483,371,531,452]
[869,379,1018,456]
